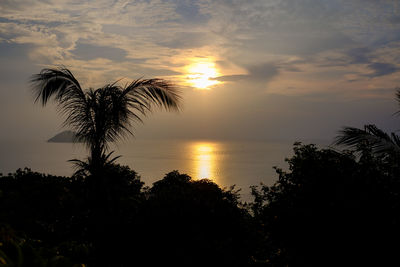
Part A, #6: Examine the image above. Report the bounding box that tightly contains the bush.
[250,143,400,266]
[109,171,255,266]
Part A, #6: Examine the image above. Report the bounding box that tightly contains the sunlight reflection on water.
[191,142,219,182]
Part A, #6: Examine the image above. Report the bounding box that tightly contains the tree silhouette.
[250,143,400,266]
[335,88,400,158]
[31,68,181,175]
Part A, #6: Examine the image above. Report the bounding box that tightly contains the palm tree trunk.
[90,142,103,174]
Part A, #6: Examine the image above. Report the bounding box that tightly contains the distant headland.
[48,130,80,143]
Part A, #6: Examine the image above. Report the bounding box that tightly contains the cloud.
[212,74,247,82]
[0,41,36,84]
[367,62,399,78]
[72,42,127,61]
[247,63,279,82]
[346,47,372,64]
[213,62,279,84]
[0,0,400,95]
[157,32,211,49]
[388,15,400,25]
[173,0,209,24]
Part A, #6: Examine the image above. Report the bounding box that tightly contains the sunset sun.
[186,61,220,89]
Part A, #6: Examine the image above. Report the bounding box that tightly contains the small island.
[47,130,80,143]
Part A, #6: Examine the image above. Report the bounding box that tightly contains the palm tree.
[335,89,400,158]
[31,67,181,175]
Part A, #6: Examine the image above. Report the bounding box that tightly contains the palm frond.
[69,158,90,177]
[31,68,92,144]
[89,78,182,146]
[335,124,400,155]
[69,151,121,176]
[395,87,400,116]
[123,78,181,113]
[31,68,84,105]
[103,151,122,164]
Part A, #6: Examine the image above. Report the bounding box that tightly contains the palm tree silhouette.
[31,67,181,175]
[335,89,400,157]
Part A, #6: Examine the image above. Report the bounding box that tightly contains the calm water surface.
[0,138,326,199]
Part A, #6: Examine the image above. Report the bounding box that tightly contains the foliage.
[0,166,144,266]
[0,168,256,266]
[0,219,88,267]
[335,124,400,157]
[0,168,87,243]
[94,170,256,266]
[250,143,400,266]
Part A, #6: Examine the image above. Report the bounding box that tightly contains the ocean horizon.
[0,137,331,200]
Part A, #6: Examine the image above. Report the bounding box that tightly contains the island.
[47,130,80,143]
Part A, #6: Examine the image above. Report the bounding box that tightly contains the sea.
[0,138,330,201]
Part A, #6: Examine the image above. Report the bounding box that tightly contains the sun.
[186,61,220,89]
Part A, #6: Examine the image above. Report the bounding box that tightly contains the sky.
[1,0,400,142]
